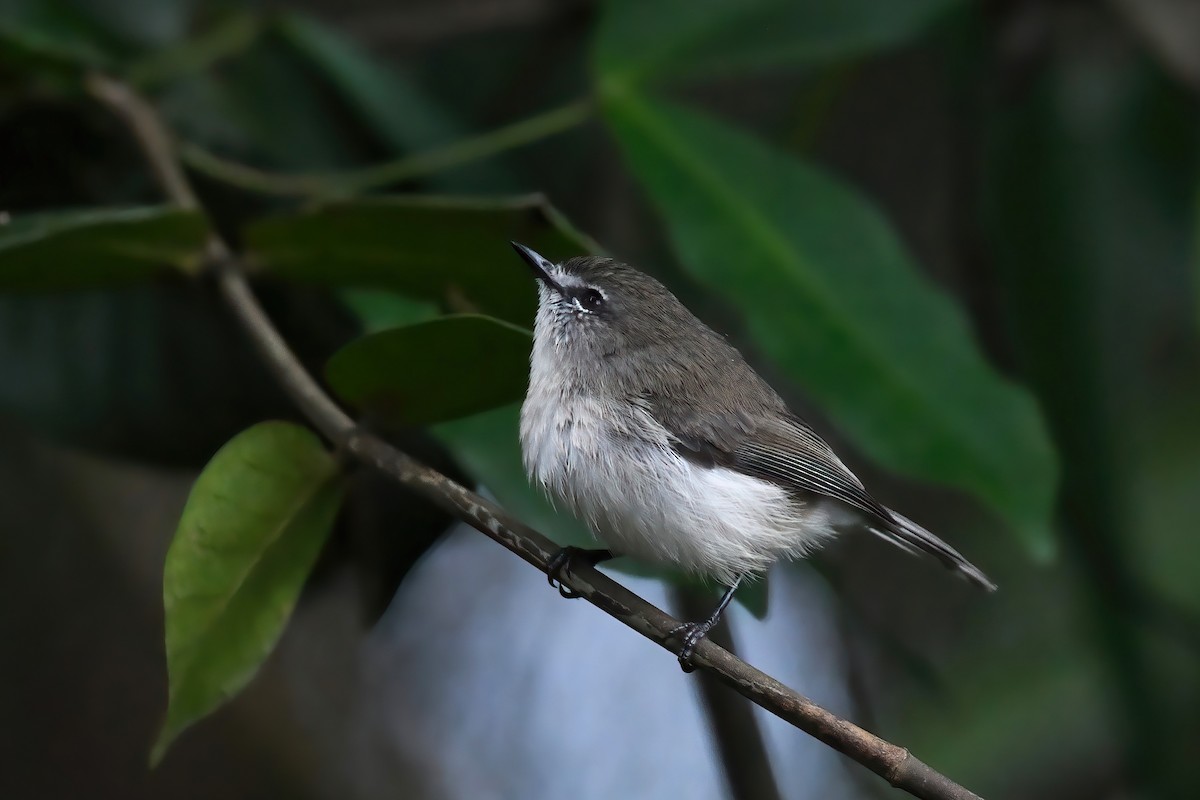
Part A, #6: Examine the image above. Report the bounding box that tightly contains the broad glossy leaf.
[0,206,207,290]
[154,422,344,764]
[326,314,531,425]
[245,194,596,325]
[594,0,962,87]
[605,93,1057,557]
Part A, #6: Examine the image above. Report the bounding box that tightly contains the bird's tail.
[868,508,997,592]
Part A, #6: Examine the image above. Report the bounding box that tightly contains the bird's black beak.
[510,241,565,294]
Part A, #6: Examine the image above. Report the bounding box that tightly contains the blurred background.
[2,1,1198,799]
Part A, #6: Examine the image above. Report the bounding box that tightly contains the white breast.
[520,351,843,585]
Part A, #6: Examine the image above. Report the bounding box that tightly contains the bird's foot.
[668,620,716,673]
[545,547,612,599]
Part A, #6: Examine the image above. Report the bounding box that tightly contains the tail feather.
[868,508,997,592]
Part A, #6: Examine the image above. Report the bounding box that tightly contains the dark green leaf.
[326,314,531,425]
[245,194,597,326]
[605,92,1057,557]
[0,206,208,290]
[153,421,344,764]
[593,0,963,87]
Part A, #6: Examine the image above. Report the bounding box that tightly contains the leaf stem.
[124,12,263,89]
[179,98,594,198]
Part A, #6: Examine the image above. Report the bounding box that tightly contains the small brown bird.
[512,243,995,670]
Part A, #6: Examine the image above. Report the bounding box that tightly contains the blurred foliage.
[1,0,1197,797]
[594,0,963,84]
[983,24,1200,792]
[0,206,207,288]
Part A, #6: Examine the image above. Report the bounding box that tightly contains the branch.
[87,72,984,800]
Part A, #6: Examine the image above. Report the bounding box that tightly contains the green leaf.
[326,314,531,426]
[593,0,963,87]
[244,194,597,326]
[154,422,344,764]
[605,92,1057,557]
[0,206,208,290]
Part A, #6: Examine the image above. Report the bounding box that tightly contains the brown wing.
[644,391,894,525]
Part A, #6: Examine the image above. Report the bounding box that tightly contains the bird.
[510,243,995,671]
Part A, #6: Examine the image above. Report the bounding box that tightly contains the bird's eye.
[579,288,605,311]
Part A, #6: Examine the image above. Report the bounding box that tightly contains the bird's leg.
[669,575,744,672]
[545,547,613,599]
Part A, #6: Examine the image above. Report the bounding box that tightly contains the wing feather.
[734,423,894,524]
[643,389,891,524]
[639,381,995,590]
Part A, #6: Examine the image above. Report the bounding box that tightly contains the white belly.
[520,392,841,586]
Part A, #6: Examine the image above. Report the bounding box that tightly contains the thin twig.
[177,98,594,198]
[87,71,984,800]
[88,74,200,210]
[123,12,262,89]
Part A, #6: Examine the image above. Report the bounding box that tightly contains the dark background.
[2,1,1198,799]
